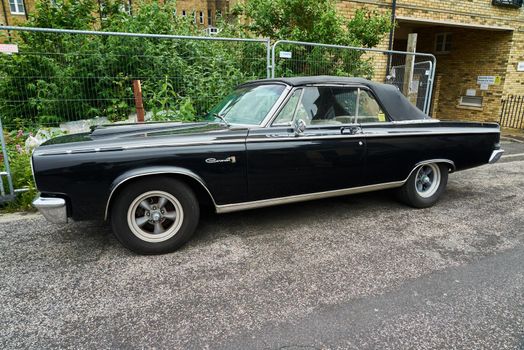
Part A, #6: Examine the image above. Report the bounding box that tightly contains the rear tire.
[396,163,448,208]
[111,177,199,254]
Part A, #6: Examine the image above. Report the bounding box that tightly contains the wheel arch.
[406,159,455,182]
[104,167,217,221]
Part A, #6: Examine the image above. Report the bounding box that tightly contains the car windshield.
[206,84,285,125]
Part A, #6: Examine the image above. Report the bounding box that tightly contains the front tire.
[111,177,200,254]
[396,163,449,208]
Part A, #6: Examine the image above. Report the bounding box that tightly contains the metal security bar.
[0,115,15,204]
[271,40,436,115]
[500,95,524,129]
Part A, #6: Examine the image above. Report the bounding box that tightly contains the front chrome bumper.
[489,149,504,164]
[33,196,68,224]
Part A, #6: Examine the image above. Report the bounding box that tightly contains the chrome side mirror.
[294,119,306,136]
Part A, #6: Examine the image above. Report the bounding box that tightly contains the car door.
[357,88,423,184]
[246,86,366,201]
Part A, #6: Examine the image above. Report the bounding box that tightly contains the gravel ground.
[0,149,523,349]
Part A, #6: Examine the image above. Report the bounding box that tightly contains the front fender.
[104,166,216,220]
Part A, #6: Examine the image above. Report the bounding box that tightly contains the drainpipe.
[386,0,397,77]
[22,0,28,20]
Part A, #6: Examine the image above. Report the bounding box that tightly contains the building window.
[9,0,25,15]
[216,9,221,20]
[208,9,212,25]
[492,0,523,8]
[199,11,204,24]
[435,33,452,54]
[119,1,131,15]
[459,96,483,108]
[182,10,186,17]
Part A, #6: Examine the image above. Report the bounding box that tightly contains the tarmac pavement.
[0,141,523,349]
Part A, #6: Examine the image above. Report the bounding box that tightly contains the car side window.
[332,87,359,124]
[296,87,348,126]
[273,88,302,125]
[356,90,387,123]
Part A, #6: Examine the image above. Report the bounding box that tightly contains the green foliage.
[236,0,392,78]
[0,130,37,212]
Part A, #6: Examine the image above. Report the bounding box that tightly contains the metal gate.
[388,61,433,113]
[270,40,436,115]
[500,95,524,129]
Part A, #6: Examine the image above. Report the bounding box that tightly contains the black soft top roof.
[240,76,429,121]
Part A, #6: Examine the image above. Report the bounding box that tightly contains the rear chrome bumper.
[33,196,68,224]
[489,149,504,164]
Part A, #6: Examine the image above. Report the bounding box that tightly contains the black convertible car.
[32,76,503,254]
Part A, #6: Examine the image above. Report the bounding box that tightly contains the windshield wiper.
[211,113,230,127]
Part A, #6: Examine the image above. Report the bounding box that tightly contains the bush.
[1,130,37,212]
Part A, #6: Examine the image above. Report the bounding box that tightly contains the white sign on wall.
[517,62,524,72]
[477,76,496,85]
[466,89,476,96]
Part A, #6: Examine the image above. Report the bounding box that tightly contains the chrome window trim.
[215,158,455,213]
[246,129,500,143]
[104,170,218,220]
[265,84,394,127]
[271,87,305,127]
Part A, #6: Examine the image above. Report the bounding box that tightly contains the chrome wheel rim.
[127,191,184,243]
[415,164,441,198]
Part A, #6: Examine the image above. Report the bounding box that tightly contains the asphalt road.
[1,141,523,349]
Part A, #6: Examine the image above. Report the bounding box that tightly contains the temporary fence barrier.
[270,40,436,115]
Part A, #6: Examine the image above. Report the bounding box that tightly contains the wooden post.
[402,33,417,98]
[132,80,145,123]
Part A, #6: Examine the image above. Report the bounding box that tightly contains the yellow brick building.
[336,0,524,122]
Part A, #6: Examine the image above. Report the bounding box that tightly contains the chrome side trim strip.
[215,158,455,214]
[104,170,218,220]
[216,181,404,213]
[489,149,504,164]
[37,139,247,156]
[247,130,500,143]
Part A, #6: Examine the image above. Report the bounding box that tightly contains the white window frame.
[9,0,25,15]
[435,33,452,54]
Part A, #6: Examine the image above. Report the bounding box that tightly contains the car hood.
[36,122,248,155]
